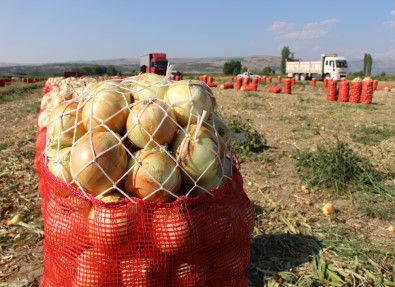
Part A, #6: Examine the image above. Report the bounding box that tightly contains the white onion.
[171,124,220,183]
[164,80,213,126]
[126,98,178,149]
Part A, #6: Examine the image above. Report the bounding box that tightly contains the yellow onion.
[164,80,213,126]
[47,102,85,149]
[125,149,181,203]
[172,124,220,183]
[82,85,131,134]
[120,255,166,286]
[70,132,128,196]
[72,248,121,287]
[204,113,232,157]
[126,99,178,149]
[151,208,200,256]
[187,157,232,197]
[88,192,138,249]
[47,147,72,182]
[128,73,168,100]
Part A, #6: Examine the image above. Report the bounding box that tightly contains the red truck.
[140,53,168,75]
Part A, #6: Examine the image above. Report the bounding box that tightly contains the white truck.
[286,53,348,81]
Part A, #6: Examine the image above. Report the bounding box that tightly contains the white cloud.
[267,21,294,33]
[282,19,338,40]
[384,20,395,27]
[391,9,395,15]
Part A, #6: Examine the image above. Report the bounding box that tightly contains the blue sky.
[1,0,394,64]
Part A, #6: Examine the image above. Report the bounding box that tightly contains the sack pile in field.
[34,72,254,287]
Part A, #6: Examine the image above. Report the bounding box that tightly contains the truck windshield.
[336,61,348,68]
[153,61,168,69]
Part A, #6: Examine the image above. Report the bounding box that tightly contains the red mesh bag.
[373,79,378,91]
[361,78,373,104]
[283,79,291,94]
[35,74,255,287]
[323,78,329,88]
[349,78,362,104]
[326,79,337,101]
[268,86,282,94]
[37,156,253,287]
[311,78,316,87]
[220,83,234,90]
[337,80,349,103]
[235,77,243,90]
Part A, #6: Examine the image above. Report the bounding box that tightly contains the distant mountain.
[0,55,394,75]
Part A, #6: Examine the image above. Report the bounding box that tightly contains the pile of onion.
[42,75,234,201]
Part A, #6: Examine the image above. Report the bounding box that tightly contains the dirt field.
[0,79,394,286]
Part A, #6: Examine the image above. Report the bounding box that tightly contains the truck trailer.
[140,53,168,75]
[286,53,348,81]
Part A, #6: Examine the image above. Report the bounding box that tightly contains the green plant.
[351,125,395,145]
[228,117,266,161]
[292,140,395,219]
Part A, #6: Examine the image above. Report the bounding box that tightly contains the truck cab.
[322,54,348,80]
[140,53,168,75]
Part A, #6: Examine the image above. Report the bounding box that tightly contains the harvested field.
[0,80,394,286]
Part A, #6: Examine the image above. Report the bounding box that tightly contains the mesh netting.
[326,79,337,101]
[35,71,254,286]
[349,78,362,104]
[361,77,373,104]
[337,79,349,103]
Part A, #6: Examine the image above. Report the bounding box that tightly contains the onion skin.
[172,124,220,183]
[125,149,181,203]
[82,88,131,134]
[126,99,178,149]
[203,114,232,157]
[129,73,168,100]
[47,102,85,148]
[164,80,213,126]
[70,132,128,196]
[47,147,73,182]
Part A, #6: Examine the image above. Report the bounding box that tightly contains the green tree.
[366,54,373,76]
[223,60,242,75]
[281,46,294,74]
[363,53,368,76]
[107,65,118,76]
[262,66,274,75]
